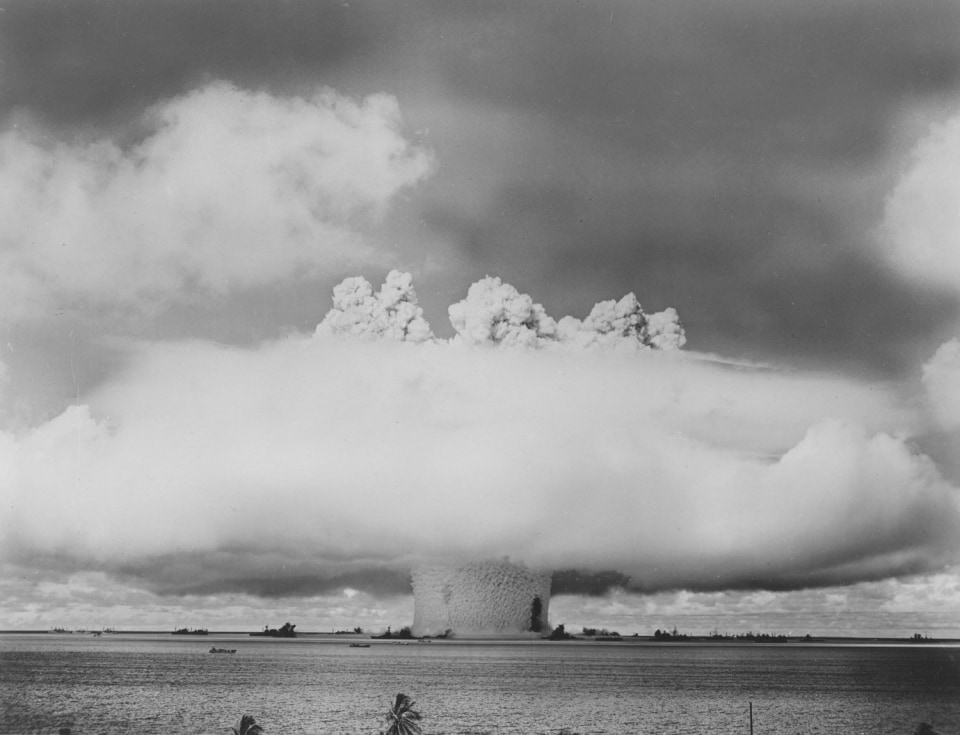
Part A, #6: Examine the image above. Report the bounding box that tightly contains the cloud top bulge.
[883,111,960,461]
[881,114,960,295]
[0,79,958,605]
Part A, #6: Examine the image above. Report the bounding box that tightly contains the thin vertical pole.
[749,701,754,735]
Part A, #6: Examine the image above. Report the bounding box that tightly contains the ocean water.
[1,634,958,735]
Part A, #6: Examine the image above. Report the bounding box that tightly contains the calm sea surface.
[1,634,958,735]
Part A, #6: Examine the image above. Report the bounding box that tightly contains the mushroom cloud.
[1,272,956,605]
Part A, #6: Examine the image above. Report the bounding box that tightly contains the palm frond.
[231,714,264,735]
[385,693,422,735]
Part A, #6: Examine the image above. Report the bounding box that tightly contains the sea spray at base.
[411,560,551,637]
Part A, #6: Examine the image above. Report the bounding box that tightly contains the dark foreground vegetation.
[230,693,422,735]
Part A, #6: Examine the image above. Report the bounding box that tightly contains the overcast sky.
[1,0,959,637]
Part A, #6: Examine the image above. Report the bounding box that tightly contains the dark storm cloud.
[434,0,960,150]
[9,0,959,169]
[413,0,960,372]
[551,569,632,597]
[5,546,414,598]
[0,0,388,126]
[426,173,960,374]
[144,565,415,599]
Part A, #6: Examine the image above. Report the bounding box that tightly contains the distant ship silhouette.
[249,622,297,638]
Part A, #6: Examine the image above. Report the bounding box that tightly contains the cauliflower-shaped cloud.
[448,276,558,347]
[321,273,686,353]
[646,308,687,351]
[557,294,686,352]
[316,270,434,342]
[448,276,685,351]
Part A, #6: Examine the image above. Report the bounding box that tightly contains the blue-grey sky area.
[1,0,959,637]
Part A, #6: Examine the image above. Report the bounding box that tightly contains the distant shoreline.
[3,630,958,645]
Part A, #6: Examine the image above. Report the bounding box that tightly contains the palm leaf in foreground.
[384,693,422,735]
[231,714,264,735]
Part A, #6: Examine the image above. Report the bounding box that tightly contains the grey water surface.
[1,634,958,735]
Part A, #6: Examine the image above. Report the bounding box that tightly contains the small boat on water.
[172,627,208,635]
[349,643,371,648]
[209,647,237,654]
